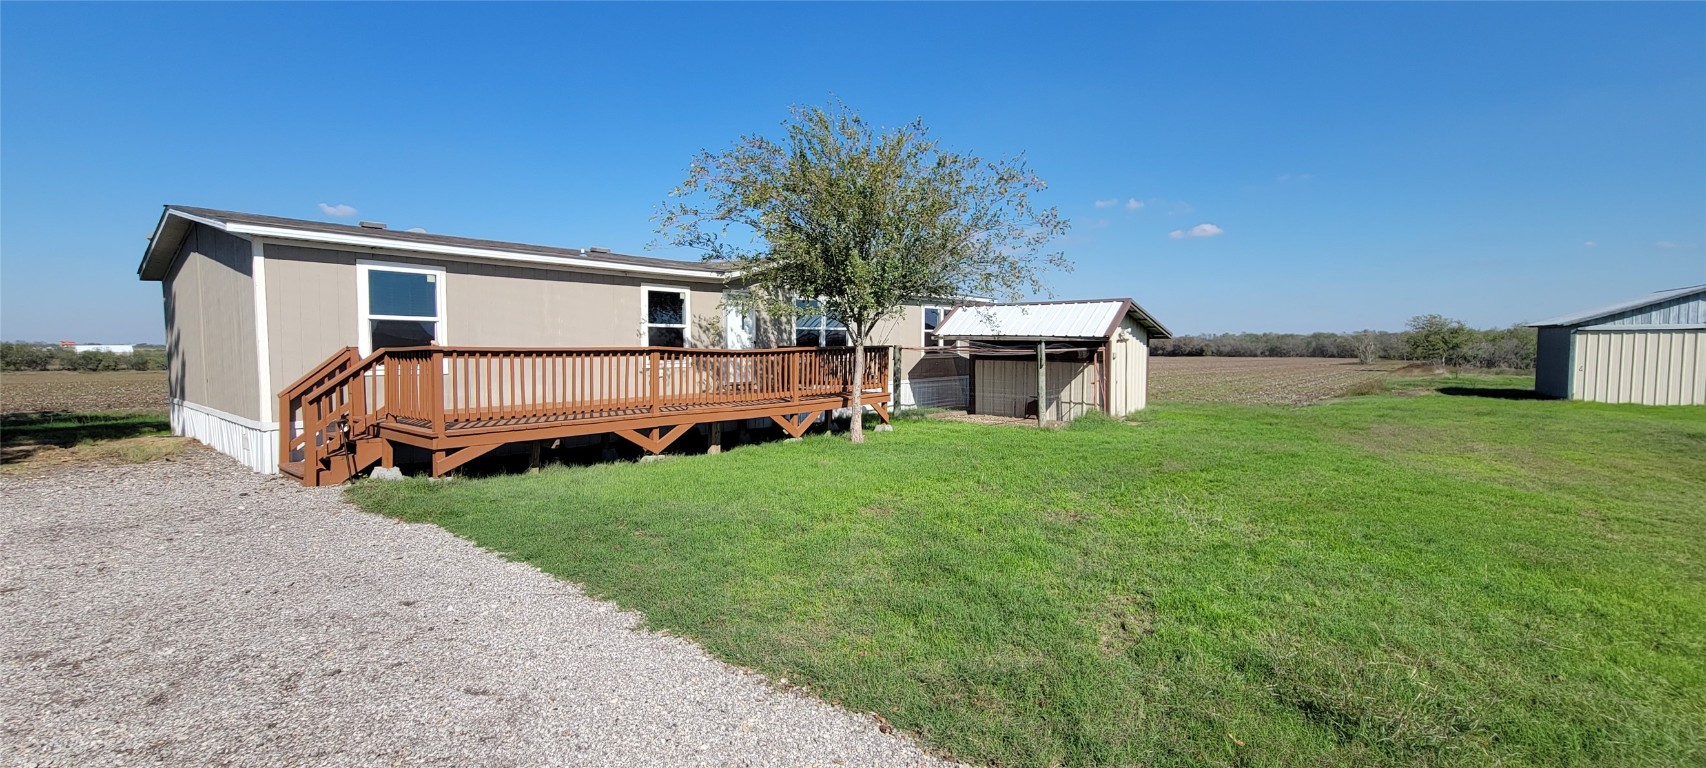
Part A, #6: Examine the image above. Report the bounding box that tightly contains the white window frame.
[793,298,848,347]
[357,259,447,356]
[922,305,949,348]
[641,284,692,347]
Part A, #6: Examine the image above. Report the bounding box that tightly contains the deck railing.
[280,345,891,474]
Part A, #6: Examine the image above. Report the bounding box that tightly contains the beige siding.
[164,224,260,421]
[262,243,728,391]
[884,304,970,407]
[973,356,1099,421]
[1108,318,1150,415]
[1571,329,1706,405]
[744,301,968,406]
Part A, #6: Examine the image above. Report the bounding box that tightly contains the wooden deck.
[278,345,892,486]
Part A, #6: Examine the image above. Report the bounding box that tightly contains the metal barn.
[1528,284,1706,405]
[935,299,1172,424]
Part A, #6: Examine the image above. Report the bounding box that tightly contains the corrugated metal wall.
[1571,329,1706,405]
[973,357,1100,421]
[1107,318,1149,415]
[1585,292,1706,327]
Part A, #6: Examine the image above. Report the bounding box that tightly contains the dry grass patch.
[1096,594,1155,656]
[2,435,194,473]
[1,410,185,472]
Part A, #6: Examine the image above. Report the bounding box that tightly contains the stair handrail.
[278,347,388,477]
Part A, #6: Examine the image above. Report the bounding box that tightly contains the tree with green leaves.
[657,103,1069,443]
[1405,313,1471,364]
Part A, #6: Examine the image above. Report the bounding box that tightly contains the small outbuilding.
[935,298,1171,423]
[1528,284,1705,405]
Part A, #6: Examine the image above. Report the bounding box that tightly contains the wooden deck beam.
[431,444,501,477]
[614,423,695,455]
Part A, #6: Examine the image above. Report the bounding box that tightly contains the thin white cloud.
[1583,241,1597,248]
[318,202,358,217]
[1095,197,1146,211]
[1169,223,1225,240]
[1655,240,1681,249]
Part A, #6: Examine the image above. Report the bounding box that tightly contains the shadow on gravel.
[1,411,171,462]
[1436,387,1549,401]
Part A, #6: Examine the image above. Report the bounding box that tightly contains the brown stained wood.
[613,422,694,454]
[280,345,893,485]
[431,443,501,477]
[770,411,816,438]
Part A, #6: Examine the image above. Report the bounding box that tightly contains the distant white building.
[61,342,135,354]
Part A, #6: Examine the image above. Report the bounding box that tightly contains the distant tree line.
[0,342,168,372]
[1151,315,1536,370]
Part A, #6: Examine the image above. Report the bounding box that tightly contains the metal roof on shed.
[1527,284,1706,328]
[937,298,1172,340]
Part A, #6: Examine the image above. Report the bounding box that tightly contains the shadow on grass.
[1436,387,1549,401]
[1,411,171,457]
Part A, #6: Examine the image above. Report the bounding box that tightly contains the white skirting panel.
[170,399,279,474]
[901,375,969,410]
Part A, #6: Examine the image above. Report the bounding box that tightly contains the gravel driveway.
[0,448,952,767]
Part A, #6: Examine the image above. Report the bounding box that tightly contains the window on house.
[359,262,444,354]
[794,299,847,346]
[923,306,947,347]
[645,288,688,347]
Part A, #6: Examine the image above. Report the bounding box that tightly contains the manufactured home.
[1528,284,1706,405]
[137,206,969,480]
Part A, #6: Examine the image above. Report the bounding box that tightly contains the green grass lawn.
[347,375,1706,767]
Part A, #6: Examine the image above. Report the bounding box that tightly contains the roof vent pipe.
[587,246,612,253]
[358,221,387,230]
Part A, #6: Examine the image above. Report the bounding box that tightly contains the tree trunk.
[849,334,866,444]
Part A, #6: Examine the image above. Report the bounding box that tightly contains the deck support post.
[1036,341,1049,427]
[380,439,394,469]
[708,422,722,454]
[528,441,542,473]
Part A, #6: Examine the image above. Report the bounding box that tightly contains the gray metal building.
[1528,284,1706,405]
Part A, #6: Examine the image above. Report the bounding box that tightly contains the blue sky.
[3,2,1702,343]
